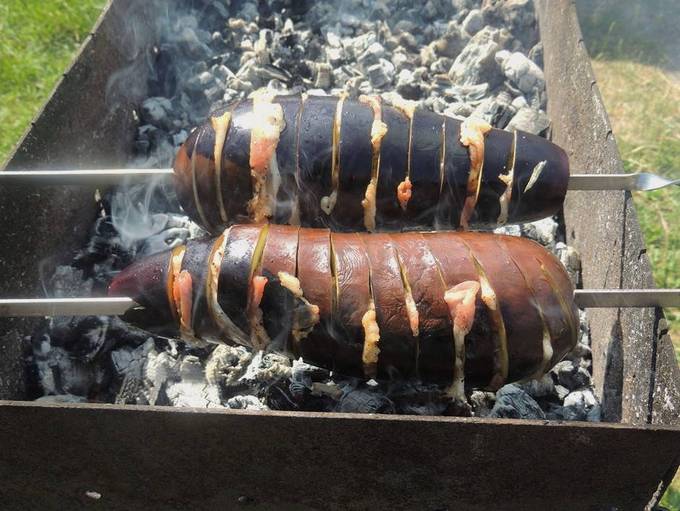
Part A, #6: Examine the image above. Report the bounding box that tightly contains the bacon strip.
[361,299,381,379]
[359,95,388,232]
[173,270,194,337]
[459,118,492,230]
[444,280,480,401]
[248,90,284,222]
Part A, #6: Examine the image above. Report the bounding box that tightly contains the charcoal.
[506,106,549,134]
[448,27,504,87]
[496,50,545,96]
[563,389,601,422]
[518,374,555,399]
[489,384,546,420]
[338,389,395,414]
[555,242,582,287]
[520,217,558,249]
[367,59,395,88]
[227,395,265,409]
[551,360,592,391]
[469,390,496,417]
[462,9,484,36]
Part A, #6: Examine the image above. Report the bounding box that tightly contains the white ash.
[28,0,596,420]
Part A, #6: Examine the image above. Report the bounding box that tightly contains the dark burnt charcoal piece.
[180,238,220,340]
[297,95,338,227]
[220,99,253,223]
[473,128,515,225]
[333,99,373,231]
[273,95,303,224]
[376,105,409,230]
[407,109,444,226]
[436,116,469,229]
[218,225,263,335]
[109,249,172,322]
[509,130,569,222]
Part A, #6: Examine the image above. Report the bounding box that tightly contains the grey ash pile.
[28,0,599,420]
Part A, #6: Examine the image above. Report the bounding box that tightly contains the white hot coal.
[29,0,599,420]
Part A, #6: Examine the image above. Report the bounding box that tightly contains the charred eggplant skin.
[110,227,579,390]
[173,95,570,234]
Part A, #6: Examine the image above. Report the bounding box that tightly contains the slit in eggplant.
[537,258,579,353]
[206,229,249,347]
[500,239,555,379]
[191,131,215,232]
[497,130,517,225]
[247,224,271,350]
[461,240,509,391]
[211,110,232,224]
[321,95,345,215]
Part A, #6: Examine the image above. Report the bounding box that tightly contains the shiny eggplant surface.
[110,226,579,396]
[173,93,569,234]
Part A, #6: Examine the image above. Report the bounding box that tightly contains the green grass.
[0,0,106,164]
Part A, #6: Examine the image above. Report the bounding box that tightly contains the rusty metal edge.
[1,398,678,430]
[0,0,115,170]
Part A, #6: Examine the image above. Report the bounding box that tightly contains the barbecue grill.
[0,1,678,509]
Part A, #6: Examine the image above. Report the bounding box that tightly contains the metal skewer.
[0,169,678,191]
[0,290,677,317]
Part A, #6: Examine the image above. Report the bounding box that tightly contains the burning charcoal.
[506,106,549,134]
[227,395,264,409]
[462,9,484,36]
[239,351,292,385]
[520,217,558,249]
[489,384,546,420]
[357,41,386,70]
[313,62,333,88]
[367,59,395,88]
[555,242,582,287]
[448,27,504,88]
[396,69,422,99]
[469,390,496,417]
[337,389,395,414]
[164,355,222,408]
[563,389,601,422]
[517,374,555,399]
[204,344,252,387]
[551,360,592,391]
[495,50,545,96]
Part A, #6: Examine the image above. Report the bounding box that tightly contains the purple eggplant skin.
[220,100,254,224]
[406,108,444,227]
[273,95,303,225]
[508,131,569,222]
[217,225,261,335]
[332,98,374,231]
[108,249,172,323]
[435,116,469,229]
[376,104,409,230]
[297,95,339,228]
[473,128,515,225]
[180,238,221,340]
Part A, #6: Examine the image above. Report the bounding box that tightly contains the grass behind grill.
[0,0,106,164]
